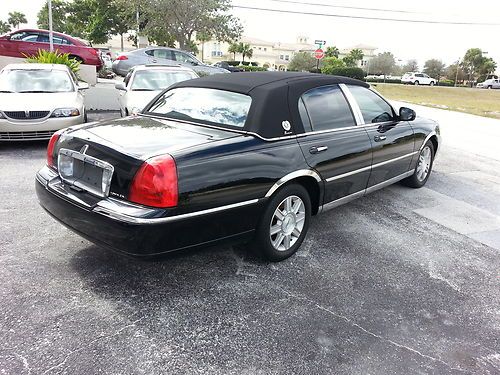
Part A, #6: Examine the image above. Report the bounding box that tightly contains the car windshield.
[147,87,252,128]
[130,70,196,91]
[0,69,74,93]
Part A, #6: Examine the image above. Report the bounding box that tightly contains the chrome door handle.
[309,146,328,154]
[374,135,386,142]
[151,59,158,63]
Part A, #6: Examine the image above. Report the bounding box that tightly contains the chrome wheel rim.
[270,195,305,251]
[416,146,432,181]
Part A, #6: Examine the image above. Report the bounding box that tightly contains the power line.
[231,4,500,26]
[268,0,430,15]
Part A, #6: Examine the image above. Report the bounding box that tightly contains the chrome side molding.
[265,169,322,198]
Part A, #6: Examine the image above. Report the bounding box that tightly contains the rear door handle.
[374,135,387,142]
[309,146,328,154]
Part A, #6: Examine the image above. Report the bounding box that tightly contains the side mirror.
[399,107,416,121]
[115,82,126,91]
[190,61,199,66]
[78,82,89,90]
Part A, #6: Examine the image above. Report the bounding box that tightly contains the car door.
[295,84,373,204]
[346,85,416,187]
[146,48,175,65]
[6,30,39,57]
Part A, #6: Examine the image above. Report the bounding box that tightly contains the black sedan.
[36,72,440,261]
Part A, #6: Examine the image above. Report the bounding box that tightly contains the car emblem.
[80,145,89,155]
[281,120,291,131]
[25,110,30,118]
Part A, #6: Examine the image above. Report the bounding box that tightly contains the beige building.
[338,44,378,70]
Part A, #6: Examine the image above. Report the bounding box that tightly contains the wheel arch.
[265,169,323,215]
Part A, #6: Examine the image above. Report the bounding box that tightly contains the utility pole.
[455,59,460,87]
[136,6,140,47]
[48,0,54,52]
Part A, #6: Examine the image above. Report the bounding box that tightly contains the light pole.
[455,58,460,87]
[48,0,54,52]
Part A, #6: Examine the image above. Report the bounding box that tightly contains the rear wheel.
[487,85,492,89]
[402,141,434,188]
[430,81,435,86]
[253,184,311,261]
[414,80,420,85]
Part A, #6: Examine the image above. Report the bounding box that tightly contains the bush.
[238,65,267,72]
[25,49,81,77]
[322,67,365,80]
[438,79,454,86]
[366,78,402,84]
[226,60,240,66]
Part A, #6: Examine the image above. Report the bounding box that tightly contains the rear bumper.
[35,166,263,256]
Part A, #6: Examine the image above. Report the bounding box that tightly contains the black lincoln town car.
[36,72,440,261]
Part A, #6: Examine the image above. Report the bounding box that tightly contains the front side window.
[300,85,355,131]
[130,70,196,91]
[10,31,38,41]
[348,85,395,124]
[0,69,74,93]
[172,51,199,65]
[146,87,251,128]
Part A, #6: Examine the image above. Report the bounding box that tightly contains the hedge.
[321,67,364,80]
[238,65,267,72]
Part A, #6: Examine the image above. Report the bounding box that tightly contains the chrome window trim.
[265,169,322,198]
[325,151,418,182]
[339,83,364,125]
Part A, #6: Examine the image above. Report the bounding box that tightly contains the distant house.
[338,44,378,69]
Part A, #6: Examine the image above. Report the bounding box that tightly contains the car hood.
[123,90,161,111]
[0,92,82,111]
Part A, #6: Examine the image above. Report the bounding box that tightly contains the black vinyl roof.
[169,72,370,139]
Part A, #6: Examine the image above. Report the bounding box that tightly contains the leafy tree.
[37,0,71,33]
[423,59,445,82]
[461,48,485,85]
[321,57,346,75]
[342,55,357,67]
[402,59,419,73]
[349,48,364,64]
[370,52,396,80]
[238,42,253,63]
[325,46,339,58]
[8,11,27,29]
[477,57,497,82]
[0,21,11,34]
[288,51,316,72]
[228,42,239,60]
[445,63,466,84]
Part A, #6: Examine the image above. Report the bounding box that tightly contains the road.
[0,108,499,374]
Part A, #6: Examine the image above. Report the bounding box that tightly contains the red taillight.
[90,48,98,56]
[47,130,64,169]
[128,154,178,208]
[115,55,128,60]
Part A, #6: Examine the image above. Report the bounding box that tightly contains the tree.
[8,11,27,29]
[477,57,497,82]
[37,0,71,33]
[228,42,239,60]
[238,42,253,63]
[0,21,11,34]
[370,52,396,81]
[321,57,346,75]
[325,46,339,58]
[349,48,364,64]
[461,48,485,86]
[288,51,316,72]
[423,59,445,82]
[342,55,357,67]
[196,31,211,62]
[445,63,466,84]
[402,59,419,73]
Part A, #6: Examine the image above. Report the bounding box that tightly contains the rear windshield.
[0,69,74,93]
[130,70,196,91]
[146,87,252,128]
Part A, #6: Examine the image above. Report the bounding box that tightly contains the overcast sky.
[2,0,500,69]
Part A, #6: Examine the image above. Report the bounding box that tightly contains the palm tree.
[349,48,364,65]
[196,32,211,63]
[8,11,27,30]
[0,21,11,34]
[228,42,239,61]
[325,46,339,58]
[238,42,253,63]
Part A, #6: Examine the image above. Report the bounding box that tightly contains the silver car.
[0,63,88,141]
[112,47,229,76]
[115,65,198,117]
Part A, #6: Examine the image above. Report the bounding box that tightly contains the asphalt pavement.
[0,108,499,374]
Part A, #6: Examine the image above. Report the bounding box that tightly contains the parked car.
[115,65,198,117]
[476,77,500,89]
[36,72,440,261]
[112,47,229,76]
[402,72,436,86]
[0,63,88,141]
[212,61,243,72]
[0,29,103,69]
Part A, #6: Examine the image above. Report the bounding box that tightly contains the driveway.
[0,108,499,374]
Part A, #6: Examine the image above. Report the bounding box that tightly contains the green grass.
[373,83,500,120]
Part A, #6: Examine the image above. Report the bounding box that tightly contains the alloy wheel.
[416,146,432,181]
[269,195,306,251]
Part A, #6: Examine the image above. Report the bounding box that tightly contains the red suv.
[0,29,102,69]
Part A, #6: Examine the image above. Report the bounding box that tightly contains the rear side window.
[347,85,395,124]
[300,85,355,131]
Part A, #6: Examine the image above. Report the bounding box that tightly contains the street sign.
[314,48,325,60]
[314,40,326,46]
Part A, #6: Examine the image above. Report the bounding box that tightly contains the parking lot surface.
[1,109,499,374]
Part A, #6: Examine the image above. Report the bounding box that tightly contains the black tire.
[402,140,435,188]
[430,81,435,86]
[487,86,492,89]
[253,184,311,262]
[414,80,419,85]
[83,110,88,123]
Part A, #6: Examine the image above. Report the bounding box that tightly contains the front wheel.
[253,184,311,261]
[402,141,434,188]
[414,80,420,85]
[430,81,435,86]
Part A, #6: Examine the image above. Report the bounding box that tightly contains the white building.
[338,44,378,69]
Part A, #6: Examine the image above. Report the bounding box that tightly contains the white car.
[477,78,500,89]
[115,65,198,117]
[0,63,88,141]
[402,72,436,86]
